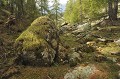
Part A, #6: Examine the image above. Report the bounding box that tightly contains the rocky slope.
[0,17,120,79]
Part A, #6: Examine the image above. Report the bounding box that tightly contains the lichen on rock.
[64,64,108,79]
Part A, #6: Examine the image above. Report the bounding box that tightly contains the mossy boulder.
[14,16,57,66]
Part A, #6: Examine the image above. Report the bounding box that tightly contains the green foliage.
[0,0,64,27]
[23,0,40,20]
[36,0,50,15]
[64,0,107,24]
[50,0,62,26]
[0,0,50,21]
[98,42,120,55]
[64,0,76,23]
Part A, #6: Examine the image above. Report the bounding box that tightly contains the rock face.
[114,39,120,45]
[14,16,58,66]
[94,54,107,62]
[64,64,107,79]
[69,51,82,67]
[72,23,91,33]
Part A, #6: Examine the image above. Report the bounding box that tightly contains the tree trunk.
[108,0,114,20]
[55,9,58,26]
[80,0,83,23]
[113,0,118,20]
[108,0,118,21]
[10,0,14,14]
[54,32,60,63]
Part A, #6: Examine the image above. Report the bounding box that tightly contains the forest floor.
[0,20,120,79]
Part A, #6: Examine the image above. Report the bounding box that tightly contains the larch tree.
[51,0,61,26]
[64,0,76,23]
[36,0,49,16]
[64,0,119,24]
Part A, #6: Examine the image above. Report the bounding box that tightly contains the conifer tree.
[51,0,61,26]
[64,0,119,23]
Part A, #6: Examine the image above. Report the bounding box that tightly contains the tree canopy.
[64,0,119,24]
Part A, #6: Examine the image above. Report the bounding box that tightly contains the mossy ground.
[60,33,79,48]
[10,65,70,79]
[92,26,120,39]
[89,25,120,79]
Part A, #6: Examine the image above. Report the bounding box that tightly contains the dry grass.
[10,65,70,79]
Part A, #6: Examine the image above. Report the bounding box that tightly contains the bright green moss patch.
[15,28,49,51]
[15,30,46,50]
[97,43,120,55]
[15,16,56,51]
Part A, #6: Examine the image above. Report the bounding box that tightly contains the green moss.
[15,16,56,51]
[92,26,120,39]
[98,43,120,55]
[31,16,54,26]
[60,33,79,48]
[16,30,46,50]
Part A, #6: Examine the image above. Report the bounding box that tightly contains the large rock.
[14,16,58,66]
[68,49,82,67]
[77,23,91,31]
[72,23,91,33]
[57,45,69,64]
[64,64,107,79]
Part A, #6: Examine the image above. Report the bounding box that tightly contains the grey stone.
[69,52,82,67]
[64,64,106,79]
[114,39,120,45]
